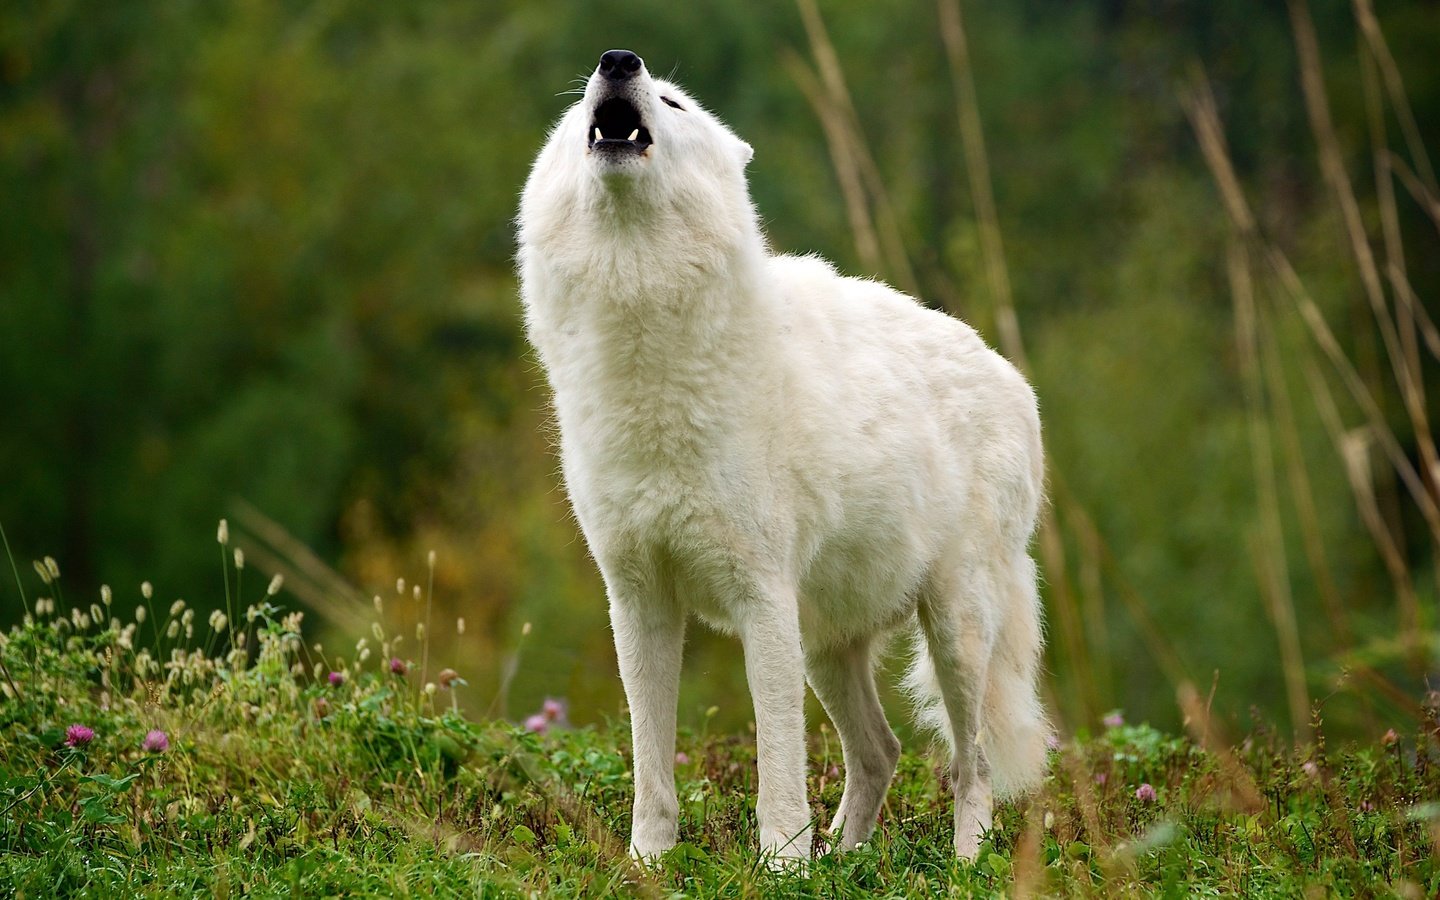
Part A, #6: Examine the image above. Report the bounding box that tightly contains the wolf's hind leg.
[806,636,900,850]
[917,563,997,860]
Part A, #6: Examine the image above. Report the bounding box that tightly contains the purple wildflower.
[1382,728,1398,746]
[1102,712,1125,729]
[1359,799,1376,812]
[328,671,345,687]
[1045,733,1062,751]
[64,724,95,747]
[389,657,407,676]
[1094,772,1108,786]
[1301,760,1320,779]
[524,713,549,734]
[543,697,565,721]
[826,763,841,779]
[1135,783,1157,802]
[675,751,690,765]
[142,730,169,753]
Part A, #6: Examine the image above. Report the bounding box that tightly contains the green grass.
[1,585,1437,897]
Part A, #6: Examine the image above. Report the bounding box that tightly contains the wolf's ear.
[738,140,754,167]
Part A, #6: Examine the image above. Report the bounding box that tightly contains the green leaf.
[82,772,141,793]
[79,795,126,825]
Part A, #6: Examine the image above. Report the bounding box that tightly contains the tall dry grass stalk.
[1183,0,1438,713]
[232,499,373,635]
[1288,0,1440,525]
[790,0,920,299]
[1228,239,1311,739]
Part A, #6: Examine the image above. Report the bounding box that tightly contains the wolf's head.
[577,50,753,179]
[524,51,755,216]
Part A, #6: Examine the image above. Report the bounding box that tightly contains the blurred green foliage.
[1,0,1436,737]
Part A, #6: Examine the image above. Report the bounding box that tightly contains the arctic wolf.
[517,49,1048,864]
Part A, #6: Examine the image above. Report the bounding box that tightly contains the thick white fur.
[517,56,1049,864]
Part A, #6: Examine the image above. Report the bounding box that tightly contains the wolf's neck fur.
[531,188,777,464]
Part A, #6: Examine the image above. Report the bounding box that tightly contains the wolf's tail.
[903,552,1050,798]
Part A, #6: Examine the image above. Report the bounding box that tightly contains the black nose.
[598,49,643,81]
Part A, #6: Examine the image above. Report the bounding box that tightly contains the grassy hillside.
[1,575,1437,898]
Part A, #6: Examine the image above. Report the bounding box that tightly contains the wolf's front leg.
[740,594,812,864]
[610,596,685,861]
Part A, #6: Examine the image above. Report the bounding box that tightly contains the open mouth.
[588,98,653,154]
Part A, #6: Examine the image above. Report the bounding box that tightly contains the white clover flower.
[169,599,186,617]
[209,610,228,632]
[181,609,194,627]
[217,519,229,545]
[100,585,112,606]
[233,548,245,570]
[424,682,437,697]
[90,603,104,624]
[135,606,147,624]
[44,557,60,579]
[266,574,283,596]
[141,581,153,600]
[166,621,179,639]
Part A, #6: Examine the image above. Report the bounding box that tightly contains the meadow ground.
[0,577,1437,899]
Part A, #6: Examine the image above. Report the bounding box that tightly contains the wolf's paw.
[760,827,813,873]
[628,838,675,867]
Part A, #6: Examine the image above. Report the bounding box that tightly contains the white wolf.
[517,49,1048,864]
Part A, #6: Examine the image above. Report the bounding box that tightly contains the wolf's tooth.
[628,129,639,141]
[594,127,603,142]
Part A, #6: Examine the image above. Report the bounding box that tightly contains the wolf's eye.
[661,96,685,111]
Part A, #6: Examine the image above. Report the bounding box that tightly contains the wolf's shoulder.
[764,252,973,337]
